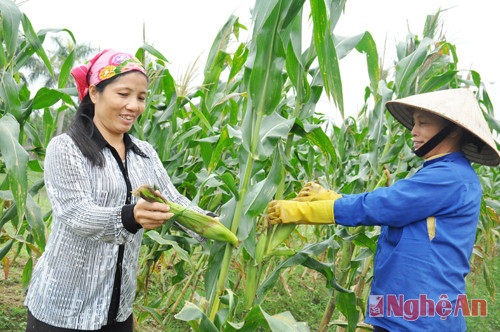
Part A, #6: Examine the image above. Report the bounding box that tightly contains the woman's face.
[411,110,448,158]
[90,71,148,141]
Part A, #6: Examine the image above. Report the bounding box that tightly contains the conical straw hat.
[386,88,500,166]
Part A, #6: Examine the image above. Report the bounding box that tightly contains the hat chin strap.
[413,123,456,157]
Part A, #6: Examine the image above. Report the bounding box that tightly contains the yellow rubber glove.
[266,200,336,225]
[294,182,342,202]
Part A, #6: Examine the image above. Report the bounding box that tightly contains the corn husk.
[131,185,238,246]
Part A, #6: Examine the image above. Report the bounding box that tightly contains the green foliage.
[0,0,499,331]
[0,303,27,330]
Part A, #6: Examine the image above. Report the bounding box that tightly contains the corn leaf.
[0,41,6,67]
[336,292,359,332]
[310,0,344,116]
[0,0,21,61]
[204,15,238,84]
[12,28,75,73]
[419,70,458,93]
[293,119,337,163]
[355,32,379,95]
[484,112,500,134]
[252,0,279,35]
[21,14,54,77]
[482,263,496,300]
[32,87,74,110]
[286,38,310,105]
[204,241,226,301]
[224,304,309,332]
[21,257,33,294]
[256,237,349,303]
[58,49,75,89]
[229,43,249,83]
[248,0,286,117]
[256,112,294,159]
[24,122,42,151]
[0,239,14,261]
[0,74,22,120]
[173,126,203,151]
[146,231,193,267]
[281,0,305,30]
[175,302,219,332]
[246,149,283,216]
[0,114,29,225]
[188,100,213,133]
[352,233,377,254]
[135,43,168,63]
[0,203,17,230]
[218,173,240,200]
[208,127,231,173]
[379,133,406,164]
[136,304,169,330]
[42,107,59,147]
[26,194,45,252]
[216,288,239,325]
[395,38,433,96]
[329,0,347,30]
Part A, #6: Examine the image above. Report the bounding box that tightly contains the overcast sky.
[20,0,500,121]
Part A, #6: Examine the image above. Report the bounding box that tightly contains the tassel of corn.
[131,185,239,246]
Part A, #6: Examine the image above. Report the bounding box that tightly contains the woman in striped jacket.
[24,49,210,331]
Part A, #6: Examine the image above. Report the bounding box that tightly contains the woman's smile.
[119,114,136,123]
[412,139,424,150]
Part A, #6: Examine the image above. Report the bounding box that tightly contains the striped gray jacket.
[24,132,207,329]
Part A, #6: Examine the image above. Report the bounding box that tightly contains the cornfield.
[1,0,499,331]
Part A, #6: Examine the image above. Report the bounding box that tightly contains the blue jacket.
[334,152,481,331]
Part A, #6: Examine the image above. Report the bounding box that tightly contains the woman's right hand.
[133,198,174,230]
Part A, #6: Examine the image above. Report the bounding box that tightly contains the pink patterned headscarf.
[70,49,147,101]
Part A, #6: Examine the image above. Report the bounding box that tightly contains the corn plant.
[167,6,499,331]
[0,0,78,292]
[1,0,499,331]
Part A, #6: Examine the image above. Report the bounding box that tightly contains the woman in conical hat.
[386,88,500,166]
[266,88,499,331]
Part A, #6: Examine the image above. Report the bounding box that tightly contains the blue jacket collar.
[423,151,467,167]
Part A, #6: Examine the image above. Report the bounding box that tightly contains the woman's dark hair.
[66,72,131,167]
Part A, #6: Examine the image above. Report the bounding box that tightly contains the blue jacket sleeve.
[334,163,464,227]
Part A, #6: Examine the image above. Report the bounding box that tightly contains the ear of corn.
[254,228,267,265]
[264,246,295,260]
[131,185,239,246]
[267,224,295,251]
